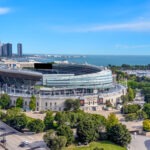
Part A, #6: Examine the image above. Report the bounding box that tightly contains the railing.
[0,84,126,99]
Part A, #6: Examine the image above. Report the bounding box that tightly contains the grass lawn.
[63,141,126,150]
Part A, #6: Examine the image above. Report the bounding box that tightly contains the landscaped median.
[63,141,126,150]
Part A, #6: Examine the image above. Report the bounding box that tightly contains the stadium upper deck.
[0,63,113,91]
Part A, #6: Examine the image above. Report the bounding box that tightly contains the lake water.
[39,55,150,66]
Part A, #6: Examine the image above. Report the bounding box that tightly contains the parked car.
[19,141,30,147]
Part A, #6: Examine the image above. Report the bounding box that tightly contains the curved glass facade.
[43,70,113,90]
[0,63,113,91]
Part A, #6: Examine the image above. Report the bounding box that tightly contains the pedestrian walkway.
[129,134,150,150]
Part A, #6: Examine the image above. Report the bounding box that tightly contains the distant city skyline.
[0,41,22,57]
[0,0,150,55]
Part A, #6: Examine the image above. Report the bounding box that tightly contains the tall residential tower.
[2,43,12,57]
[17,43,22,57]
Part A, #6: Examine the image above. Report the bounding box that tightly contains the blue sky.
[0,0,150,55]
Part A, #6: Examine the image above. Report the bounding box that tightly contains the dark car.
[19,141,29,147]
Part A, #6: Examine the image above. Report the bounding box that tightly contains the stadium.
[0,62,126,111]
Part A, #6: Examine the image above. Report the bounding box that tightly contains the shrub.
[125,113,137,121]
[136,110,148,120]
[106,100,112,107]
[143,120,150,131]
[121,104,141,114]
[99,132,108,141]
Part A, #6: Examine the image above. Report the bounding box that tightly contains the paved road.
[0,121,47,150]
[129,134,150,150]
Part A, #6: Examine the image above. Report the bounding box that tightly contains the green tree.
[64,99,80,111]
[56,136,67,149]
[16,97,23,108]
[27,119,45,133]
[143,103,150,118]
[9,114,27,131]
[128,87,135,101]
[144,94,150,103]
[44,111,54,130]
[5,108,27,131]
[43,130,67,150]
[43,129,55,143]
[55,112,69,125]
[108,124,131,147]
[77,118,99,143]
[29,95,36,111]
[65,112,78,127]
[106,113,119,131]
[57,124,74,145]
[0,94,11,109]
[6,107,21,120]
[91,114,106,132]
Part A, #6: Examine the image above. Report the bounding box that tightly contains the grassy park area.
[64,141,126,150]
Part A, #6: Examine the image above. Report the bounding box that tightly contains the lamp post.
[0,127,6,148]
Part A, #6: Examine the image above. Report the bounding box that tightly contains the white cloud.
[49,21,150,32]
[0,7,11,15]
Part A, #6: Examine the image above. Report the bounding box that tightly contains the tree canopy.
[106,113,119,131]
[77,118,99,143]
[44,111,54,130]
[64,99,80,111]
[128,87,135,101]
[0,93,11,109]
[43,130,67,150]
[57,124,74,145]
[27,119,45,133]
[143,103,150,118]
[9,114,27,131]
[16,97,24,108]
[29,95,36,111]
[108,124,131,147]
[121,104,141,114]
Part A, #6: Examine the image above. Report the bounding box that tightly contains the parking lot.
[0,121,47,150]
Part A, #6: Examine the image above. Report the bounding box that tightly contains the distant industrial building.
[17,43,22,57]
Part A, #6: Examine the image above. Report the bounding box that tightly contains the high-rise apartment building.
[2,43,12,57]
[0,42,2,56]
[17,43,22,57]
